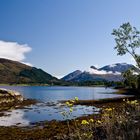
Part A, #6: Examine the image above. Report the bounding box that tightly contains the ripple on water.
[0,86,128,126]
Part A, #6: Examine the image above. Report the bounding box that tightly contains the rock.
[0,88,24,104]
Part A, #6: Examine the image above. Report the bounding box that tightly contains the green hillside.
[0,58,59,84]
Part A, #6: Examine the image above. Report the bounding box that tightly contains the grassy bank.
[60,95,135,106]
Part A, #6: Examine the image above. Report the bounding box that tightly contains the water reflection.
[0,103,98,126]
[0,86,126,126]
[0,110,29,126]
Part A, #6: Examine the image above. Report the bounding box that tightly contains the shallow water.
[0,86,126,126]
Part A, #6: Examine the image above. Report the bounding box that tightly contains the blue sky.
[0,0,140,78]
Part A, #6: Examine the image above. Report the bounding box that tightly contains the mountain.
[62,63,135,82]
[90,66,98,70]
[0,58,59,84]
[62,70,82,81]
[99,63,134,73]
[62,71,122,82]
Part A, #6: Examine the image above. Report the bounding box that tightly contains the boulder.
[0,88,23,104]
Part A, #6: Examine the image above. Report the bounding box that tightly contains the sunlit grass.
[58,98,140,140]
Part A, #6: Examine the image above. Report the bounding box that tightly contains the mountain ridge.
[62,63,135,82]
[0,58,59,84]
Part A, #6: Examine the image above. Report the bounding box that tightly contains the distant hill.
[0,58,59,84]
[62,63,135,82]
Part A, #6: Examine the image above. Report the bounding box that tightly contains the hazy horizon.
[0,0,140,78]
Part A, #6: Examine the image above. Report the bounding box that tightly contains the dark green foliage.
[0,58,59,85]
[19,68,58,84]
[137,75,140,89]
[68,80,124,87]
[76,80,106,86]
[112,22,140,69]
[122,69,138,89]
[104,81,124,88]
[112,22,140,89]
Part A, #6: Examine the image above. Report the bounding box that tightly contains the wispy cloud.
[87,68,121,75]
[0,40,32,66]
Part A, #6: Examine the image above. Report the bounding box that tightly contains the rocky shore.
[0,88,23,104]
[0,88,140,139]
[0,88,37,111]
[0,97,140,140]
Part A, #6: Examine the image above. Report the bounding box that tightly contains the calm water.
[0,86,126,126]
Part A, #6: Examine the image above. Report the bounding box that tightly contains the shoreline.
[0,86,140,139]
[0,88,38,111]
[0,86,140,140]
[0,96,139,140]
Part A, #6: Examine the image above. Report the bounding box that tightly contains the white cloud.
[86,68,121,75]
[0,40,32,65]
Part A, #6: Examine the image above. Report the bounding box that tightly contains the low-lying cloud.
[0,40,32,66]
[87,68,121,75]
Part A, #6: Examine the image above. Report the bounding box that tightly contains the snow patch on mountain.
[109,64,117,68]
[62,63,135,82]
